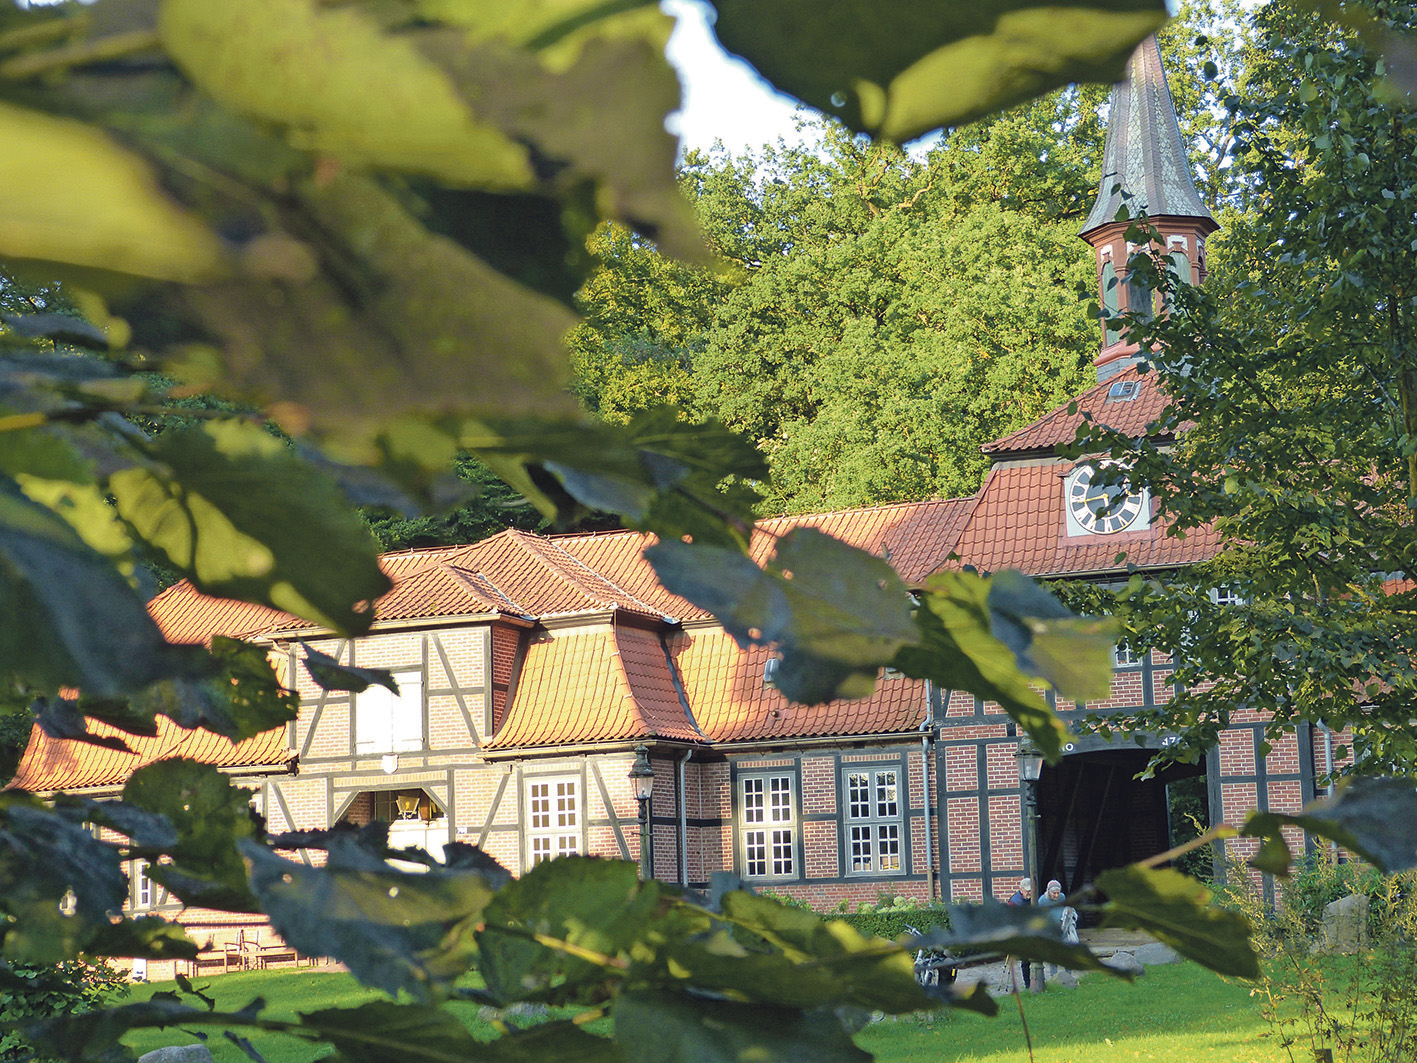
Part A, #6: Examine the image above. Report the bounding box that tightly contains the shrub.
[0,959,127,1063]
[832,898,951,941]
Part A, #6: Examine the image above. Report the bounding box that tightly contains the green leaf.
[109,419,389,635]
[85,916,199,962]
[478,856,658,1005]
[462,408,764,548]
[709,0,1167,141]
[164,173,579,434]
[702,891,930,1013]
[987,570,1115,702]
[243,838,509,1002]
[646,529,916,704]
[1241,776,1417,875]
[0,101,224,283]
[488,1022,621,1063]
[121,759,262,912]
[416,11,702,260]
[0,797,128,964]
[22,995,213,1063]
[0,313,110,350]
[85,637,298,742]
[302,642,398,695]
[893,572,1068,758]
[0,476,200,697]
[1095,866,1259,978]
[298,1001,490,1063]
[914,902,1117,979]
[157,0,533,190]
[615,991,869,1063]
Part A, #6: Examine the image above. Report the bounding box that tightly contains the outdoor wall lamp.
[628,743,654,878]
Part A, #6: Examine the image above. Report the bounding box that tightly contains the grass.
[858,964,1283,1063]
[115,962,1290,1063]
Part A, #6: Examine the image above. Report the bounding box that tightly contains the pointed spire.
[1080,36,1216,237]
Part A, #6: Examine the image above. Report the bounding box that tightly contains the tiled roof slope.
[753,498,977,585]
[547,497,979,621]
[671,629,928,743]
[983,366,1169,456]
[486,623,702,748]
[7,716,292,793]
[149,545,470,642]
[949,462,1221,577]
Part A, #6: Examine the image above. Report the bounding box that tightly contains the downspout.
[678,748,694,887]
[1319,721,1338,862]
[922,680,940,902]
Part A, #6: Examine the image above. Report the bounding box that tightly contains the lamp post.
[628,744,654,879]
[1015,736,1044,991]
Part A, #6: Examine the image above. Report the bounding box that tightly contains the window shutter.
[355,686,392,754]
[392,672,424,751]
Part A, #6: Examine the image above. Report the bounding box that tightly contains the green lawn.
[118,963,1286,1063]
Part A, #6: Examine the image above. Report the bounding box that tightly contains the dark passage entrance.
[1034,744,1206,897]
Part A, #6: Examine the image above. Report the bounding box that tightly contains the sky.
[661,0,818,155]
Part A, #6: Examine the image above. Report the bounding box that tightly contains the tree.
[1071,0,1417,774]
[577,102,1106,513]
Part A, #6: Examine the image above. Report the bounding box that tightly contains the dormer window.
[1106,380,1142,402]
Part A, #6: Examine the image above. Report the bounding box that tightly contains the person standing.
[1006,877,1033,988]
[1039,879,1078,979]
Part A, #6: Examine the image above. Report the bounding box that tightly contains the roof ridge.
[448,565,526,614]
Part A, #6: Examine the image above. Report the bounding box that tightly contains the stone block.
[1317,893,1370,955]
[1133,942,1181,966]
[139,1047,214,1063]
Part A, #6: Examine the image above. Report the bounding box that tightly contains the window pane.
[768,777,792,823]
[848,772,870,819]
[528,778,579,862]
[875,771,898,818]
[745,830,767,877]
[743,778,765,823]
[771,829,793,876]
[530,782,551,829]
[850,825,872,872]
[879,825,900,872]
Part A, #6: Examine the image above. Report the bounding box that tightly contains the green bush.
[1286,850,1388,937]
[0,960,127,1063]
[831,898,951,941]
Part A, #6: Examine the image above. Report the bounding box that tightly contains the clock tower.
[1079,35,1218,383]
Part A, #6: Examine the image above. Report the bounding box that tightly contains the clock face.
[1066,464,1146,535]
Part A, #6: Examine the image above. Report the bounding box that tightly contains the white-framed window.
[1210,586,1247,607]
[844,767,903,875]
[526,777,581,865]
[1113,643,1144,668]
[355,668,424,754]
[133,860,153,910]
[740,774,796,879]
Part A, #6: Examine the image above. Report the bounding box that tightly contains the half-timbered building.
[7,37,1326,974]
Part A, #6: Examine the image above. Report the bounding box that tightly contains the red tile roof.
[948,461,1220,577]
[983,366,1171,455]
[670,628,927,743]
[486,622,702,748]
[7,716,293,794]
